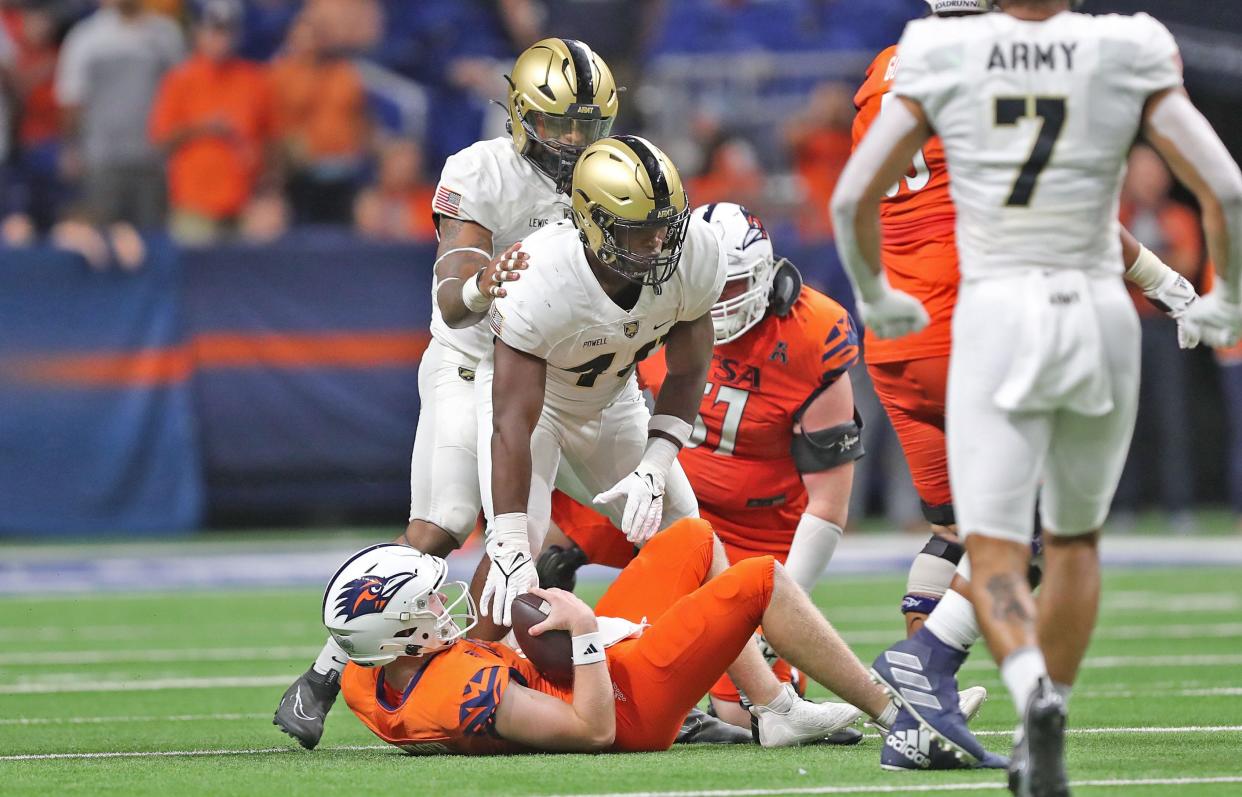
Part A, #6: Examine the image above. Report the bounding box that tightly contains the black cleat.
[1008,678,1070,797]
[677,707,753,744]
[536,543,589,591]
[274,667,341,750]
[821,726,865,745]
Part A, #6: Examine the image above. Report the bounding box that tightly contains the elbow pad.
[791,411,865,473]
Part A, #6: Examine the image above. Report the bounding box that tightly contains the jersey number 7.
[994,96,1067,207]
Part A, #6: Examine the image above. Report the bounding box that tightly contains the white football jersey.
[486,216,727,415]
[893,12,1182,278]
[429,137,573,361]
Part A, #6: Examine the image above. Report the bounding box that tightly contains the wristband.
[433,246,491,269]
[648,414,693,448]
[1125,244,1175,294]
[571,631,606,666]
[461,268,492,312]
[639,436,680,476]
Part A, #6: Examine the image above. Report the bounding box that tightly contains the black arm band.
[791,410,865,473]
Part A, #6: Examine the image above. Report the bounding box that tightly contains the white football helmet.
[322,544,476,667]
[694,202,777,344]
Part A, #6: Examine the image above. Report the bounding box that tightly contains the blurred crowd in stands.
[0,0,1237,530]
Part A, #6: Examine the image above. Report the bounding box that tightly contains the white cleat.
[959,685,988,722]
[751,684,864,748]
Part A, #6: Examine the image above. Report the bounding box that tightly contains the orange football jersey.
[341,639,570,755]
[638,287,859,555]
[852,44,958,364]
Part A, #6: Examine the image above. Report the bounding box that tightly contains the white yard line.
[0,713,268,726]
[0,675,292,694]
[544,777,1242,797]
[0,646,320,666]
[0,745,388,761]
[961,653,1242,672]
[841,621,1242,645]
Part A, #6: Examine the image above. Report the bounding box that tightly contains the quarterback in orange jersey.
[538,202,871,731]
[331,519,904,755]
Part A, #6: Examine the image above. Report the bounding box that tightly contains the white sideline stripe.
[961,653,1242,672]
[0,646,321,666]
[0,745,390,762]
[1079,686,1242,699]
[0,675,292,694]
[971,724,1242,737]
[842,621,1242,645]
[0,713,269,726]
[546,777,1242,797]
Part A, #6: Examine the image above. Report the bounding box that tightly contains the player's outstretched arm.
[433,218,529,329]
[494,587,615,752]
[830,96,933,340]
[595,314,708,543]
[483,339,547,626]
[1143,88,1242,344]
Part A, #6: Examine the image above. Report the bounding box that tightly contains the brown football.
[511,592,574,684]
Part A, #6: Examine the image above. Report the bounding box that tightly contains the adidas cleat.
[535,543,589,591]
[274,667,341,749]
[1008,678,1070,797]
[750,683,863,748]
[882,707,1009,771]
[870,628,994,766]
[675,707,752,744]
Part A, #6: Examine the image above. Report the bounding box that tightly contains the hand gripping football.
[510,593,574,684]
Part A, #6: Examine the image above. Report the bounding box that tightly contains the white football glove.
[859,286,930,340]
[480,513,538,627]
[593,437,680,544]
[1182,289,1242,350]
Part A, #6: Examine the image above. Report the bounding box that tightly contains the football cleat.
[883,706,1010,771]
[675,706,752,744]
[959,684,989,722]
[1008,678,1070,797]
[870,628,996,765]
[535,543,589,591]
[750,683,863,748]
[274,667,341,750]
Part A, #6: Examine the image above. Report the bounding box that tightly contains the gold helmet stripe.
[561,38,596,105]
[616,135,673,213]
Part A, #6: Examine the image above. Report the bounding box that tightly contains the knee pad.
[903,535,964,613]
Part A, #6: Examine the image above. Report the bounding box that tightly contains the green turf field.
[2,566,1241,796]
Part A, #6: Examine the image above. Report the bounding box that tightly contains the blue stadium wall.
[0,229,858,536]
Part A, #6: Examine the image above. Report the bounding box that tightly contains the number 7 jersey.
[893,11,1182,278]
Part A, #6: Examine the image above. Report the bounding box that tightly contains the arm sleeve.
[435,146,503,233]
[1126,14,1183,97]
[891,20,956,119]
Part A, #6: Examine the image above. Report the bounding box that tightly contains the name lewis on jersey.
[988,41,1077,72]
[710,353,761,390]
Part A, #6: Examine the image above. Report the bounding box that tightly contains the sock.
[762,682,796,712]
[313,635,350,677]
[1053,680,1073,707]
[1001,646,1048,716]
[876,700,898,729]
[923,589,982,652]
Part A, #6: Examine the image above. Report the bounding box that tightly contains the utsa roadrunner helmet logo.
[334,572,416,621]
[740,209,770,251]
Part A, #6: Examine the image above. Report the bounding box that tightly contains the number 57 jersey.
[487,217,726,416]
[893,11,1182,278]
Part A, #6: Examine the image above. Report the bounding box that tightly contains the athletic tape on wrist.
[648,414,693,447]
[572,631,606,665]
[1126,245,1175,293]
[461,268,492,312]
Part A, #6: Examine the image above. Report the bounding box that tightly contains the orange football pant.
[594,518,776,752]
[553,491,798,707]
[867,355,953,512]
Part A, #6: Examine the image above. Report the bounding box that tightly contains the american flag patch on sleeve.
[433,185,464,217]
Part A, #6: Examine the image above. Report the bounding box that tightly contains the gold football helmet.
[570,135,690,288]
[507,38,619,193]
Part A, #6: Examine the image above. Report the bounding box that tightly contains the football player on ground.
[274,38,620,749]
[847,0,1211,773]
[328,519,908,754]
[832,0,1242,793]
[478,136,878,745]
[534,202,977,745]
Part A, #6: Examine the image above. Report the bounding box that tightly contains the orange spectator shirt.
[268,57,368,161]
[149,56,273,219]
[852,45,958,364]
[637,288,859,555]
